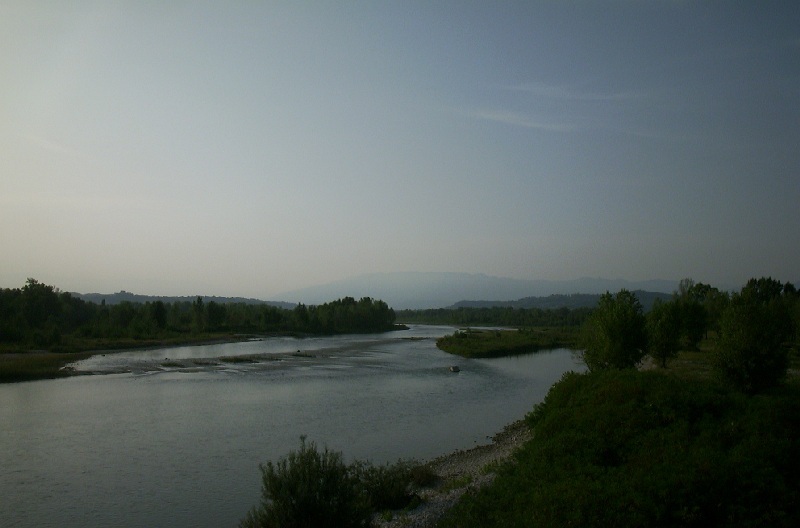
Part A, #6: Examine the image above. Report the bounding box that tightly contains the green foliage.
[674,278,707,349]
[673,278,731,345]
[241,437,370,528]
[0,351,92,382]
[241,439,427,528]
[714,277,795,393]
[646,298,681,367]
[1,279,400,382]
[0,279,396,353]
[353,460,422,511]
[579,289,646,371]
[439,370,800,528]
[436,327,578,358]
[397,305,591,328]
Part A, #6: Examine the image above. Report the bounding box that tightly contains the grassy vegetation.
[437,358,800,528]
[240,437,437,528]
[435,327,579,358]
[0,331,252,354]
[0,332,250,383]
[0,351,93,383]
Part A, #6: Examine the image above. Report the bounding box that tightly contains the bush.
[240,437,370,528]
[241,438,429,528]
[354,460,418,511]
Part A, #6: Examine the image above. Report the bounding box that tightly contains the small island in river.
[435,327,578,358]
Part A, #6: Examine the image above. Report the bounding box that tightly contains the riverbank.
[375,419,532,528]
[0,333,255,383]
[372,354,669,527]
[1,325,413,383]
[436,327,578,358]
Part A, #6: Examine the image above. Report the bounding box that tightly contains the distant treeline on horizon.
[0,279,397,350]
[3,276,796,354]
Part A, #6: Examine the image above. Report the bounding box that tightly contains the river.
[0,325,583,527]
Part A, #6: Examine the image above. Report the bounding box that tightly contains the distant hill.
[74,291,295,310]
[71,274,680,311]
[275,272,677,309]
[451,290,673,312]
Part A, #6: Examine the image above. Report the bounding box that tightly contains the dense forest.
[0,278,397,351]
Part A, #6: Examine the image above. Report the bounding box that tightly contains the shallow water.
[0,325,583,528]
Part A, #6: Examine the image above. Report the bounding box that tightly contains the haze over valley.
[2,2,797,300]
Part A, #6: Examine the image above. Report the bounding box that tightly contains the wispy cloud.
[467,109,575,132]
[506,81,646,102]
[18,133,95,163]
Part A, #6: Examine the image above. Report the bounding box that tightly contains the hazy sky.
[2,1,798,298]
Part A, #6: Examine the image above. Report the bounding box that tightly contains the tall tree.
[21,278,61,329]
[579,290,647,371]
[646,299,681,368]
[714,277,793,393]
[673,278,707,349]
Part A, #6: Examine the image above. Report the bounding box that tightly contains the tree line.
[397,305,593,327]
[0,279,397,350]
[581,277,799,393]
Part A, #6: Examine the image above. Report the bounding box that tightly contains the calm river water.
[0,325,583,527]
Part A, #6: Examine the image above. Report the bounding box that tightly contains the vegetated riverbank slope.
[434,368,800,527]
[374,347,800,528]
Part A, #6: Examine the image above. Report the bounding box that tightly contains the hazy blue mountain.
[72,273,680,310]
[275,272,678,309]
[451,290,674,311]
[74,291,295,309]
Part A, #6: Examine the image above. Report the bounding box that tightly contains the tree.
[646,298,681,368]
[714,277,793,393]
[674,278,707,349]
[241,437,370,528]
[579,290,647,371]
[191,296,206,333]
[150,300,167,330]
[20,278,61,329]
[206,301,227,331]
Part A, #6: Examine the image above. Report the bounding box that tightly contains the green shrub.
[241,437,370,528]
[241,439,430,528]
[355,460,417,511]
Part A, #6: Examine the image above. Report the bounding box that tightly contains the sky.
[1,1,798,299]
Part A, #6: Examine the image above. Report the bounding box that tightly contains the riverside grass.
[0,332,248,383]
[0,351,92,382]
[435,327,578,358]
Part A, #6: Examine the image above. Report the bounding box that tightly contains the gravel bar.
[374,419,532,528]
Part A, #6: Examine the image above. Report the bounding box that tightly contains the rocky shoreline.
[375,419,532,528]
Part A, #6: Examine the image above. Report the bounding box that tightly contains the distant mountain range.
[451,291,673,311]
[73,272,680,310]
[74,291,295,310]
[274,272,678,309]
